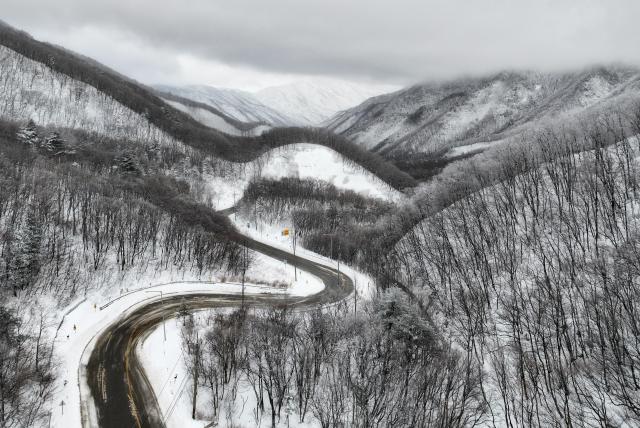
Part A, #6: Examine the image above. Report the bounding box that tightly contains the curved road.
[84,234,353,427]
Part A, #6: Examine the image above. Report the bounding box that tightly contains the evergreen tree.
[115,153,141,175]
[16,120,40,146]
[42,131,65,154]
[10,207,42,294]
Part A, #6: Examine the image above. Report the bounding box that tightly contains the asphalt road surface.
[84,234,353,428]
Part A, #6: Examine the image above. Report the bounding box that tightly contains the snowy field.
[204,143,404,210]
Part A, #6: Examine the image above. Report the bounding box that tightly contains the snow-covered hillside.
[254,78,398,125]
[0,45,179,148]
[392,136,640,426]
[196,143,403,211]
[164,99,270,136]
[158,78,396,127]
[326,67,640,156]
[156,84,297,126]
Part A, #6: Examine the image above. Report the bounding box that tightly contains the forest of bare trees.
[385,114,640,426]
[0,305,54,428]
[0,121,243,297]
[205,108,640,426]
[0,117,246,426]
[180,291,486,428]
[238,176,393,264]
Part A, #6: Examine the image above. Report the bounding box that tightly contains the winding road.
[83,234,353,427]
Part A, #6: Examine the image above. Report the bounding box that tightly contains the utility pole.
[241,242,248,307]
[233,191,237,220]
[330,234,333,260]
[192,331,200,420]
[292,227,297,281]
[254,199,258,230]
[354,277,357,316]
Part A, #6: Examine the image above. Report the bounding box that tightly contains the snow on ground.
[48,142,382,428]
[578,75,614,107]
[164,99,270,137]
[254,77,398,125]
[165,99,246,136]
[205,143,404,210]
[351,119,411,152]
[48,242,324,428]
[38,140,390,427]
[440,83,504,141]
[140,318,320,428]
[0,46,180,149]
[50,278,312,428]
[444,139,504,158]
[230,213,374,300]
[156,84,295,126]
[138,212,373,428]
[246,249,325,296]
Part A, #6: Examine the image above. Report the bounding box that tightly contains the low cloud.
[4,0,640,88]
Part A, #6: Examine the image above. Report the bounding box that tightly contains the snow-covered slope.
[201,143,403,211]
[393,136,640,426]
[326,67,640,156]
[163,99,270,136]
[0,45,179,147]
[158,79,396,127]
[155,84,297,126]
[254,78,398,125]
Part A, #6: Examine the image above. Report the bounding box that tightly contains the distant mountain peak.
[254,78,398,125]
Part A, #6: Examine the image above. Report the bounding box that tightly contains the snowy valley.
[2,9,640,428]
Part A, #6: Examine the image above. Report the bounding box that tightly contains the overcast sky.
[3,0,640,91]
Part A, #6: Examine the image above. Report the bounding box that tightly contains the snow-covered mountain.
[0,45,179,149]
[155,84,297,126]
[157,79,397,127]
[326,67,640,157]
[254,78,398,125]
[157,92,272,137]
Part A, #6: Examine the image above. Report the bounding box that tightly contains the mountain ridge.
[155,84,298,126]
[158,78,397,127]
[325,65,640,160]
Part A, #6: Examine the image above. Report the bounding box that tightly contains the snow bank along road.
[83,234,354,428]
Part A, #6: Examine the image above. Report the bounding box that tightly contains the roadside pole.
[292,227,297,282]
[354,277,357,316]
[241,241,248,308]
